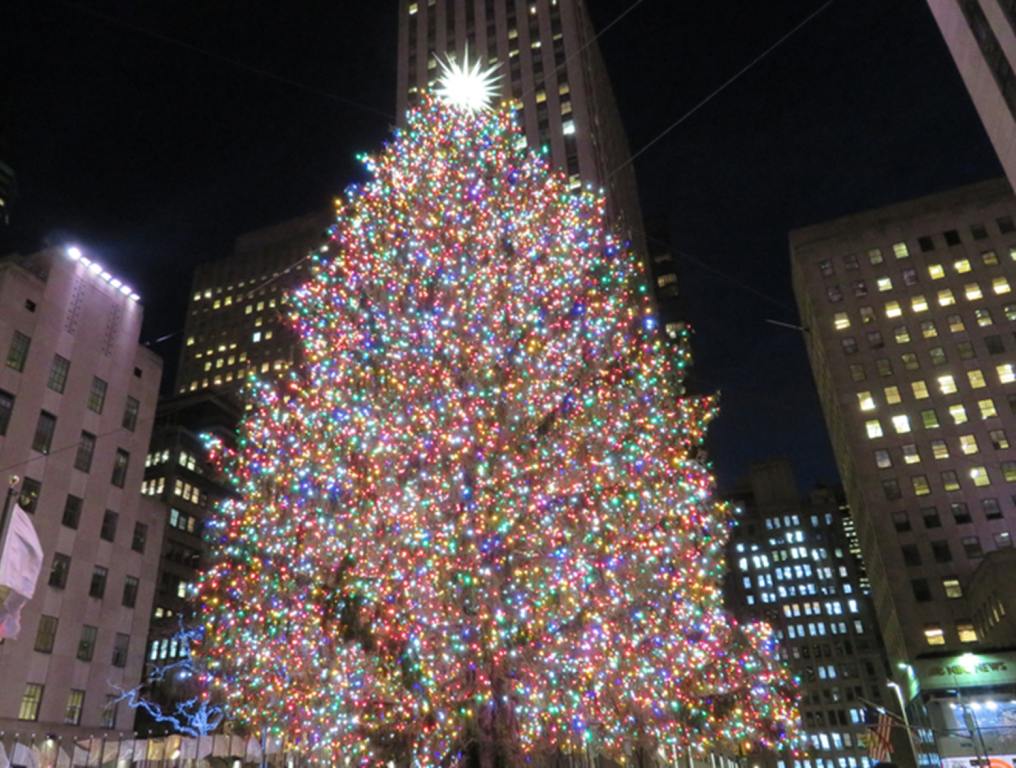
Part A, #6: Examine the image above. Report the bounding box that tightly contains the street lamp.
[887,680,921,768]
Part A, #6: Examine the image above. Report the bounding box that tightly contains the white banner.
[0,503,44,640]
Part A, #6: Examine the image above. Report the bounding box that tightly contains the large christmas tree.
[198,63,799,766]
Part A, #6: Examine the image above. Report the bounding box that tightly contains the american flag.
[867,711,893,763]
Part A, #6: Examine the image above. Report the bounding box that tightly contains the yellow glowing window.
[884,386,902,404]
[885,301,902,318]
[912,476,931,495]
[924,626,945,646]
[947,315,965,333]
[928,264,945,280]
[943,579,963,598]
[937,375,956,394]
[408,2,418,13]
[212,299,221,309]
[969,466,990,487]
[931,439,949,459]
[959,435,979,455]
[833,313,851,331]
[892,414,911,434]
[877,276,893,292]
[938,289,956,306]
[954,259,971,273]
[894,326,911,344]
[957,623,978,643]
[993,277,1011,295]
[998,363,1016,384]
[535,91,547,103]
[978,398,997,419]
[893,242,910,259]
[911,295,929,312]
[949,404,968,424]
[1010,246,1016,262]
[964,283,983,301]
[186,337,195,347]
[902,444,921,464]
[920,321,937,338]
[968,370,986,388]
[911,380,930,399]
[865,419,883,439]
[975,308,993,326]
[857,391,876,411]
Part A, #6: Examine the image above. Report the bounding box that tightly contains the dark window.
[122,576,139,608]
[892,511,911,532]
[33,615,58,653]
[61,495,82,529]
[929,347,947,366]
[74,431,96,472]
[48,553,70,589]
[111,633,129,668]
[882,479,901,500]
[986,335,1005,355]
[868,330,884,349]
[19,477,41,513]
[0,389,13,435]
[932,540,953,563]
[131,522,148,553]
[6,331,31,371]
[971,223,988,240]
[100,510,118,542]
[902,267,919,286]
[31,411,56,454]
[849,364,866,382]
[842,337,858,355]
[902,544,922,566]
[911,579,932,602]
[24,299,36,312]
[87,377,107,414]
[999,215,1015,234]
[47,355,70,393]
[918,236,935,252]
[111,449,129,488]
[982,498,1002,520]
[89,566,108,599]
[133,366,142,378]
[957,341,975,360]
[951,503,972,525]
[944,230,961,246]
[122,396,140,432]
[921,507,941,528]
[962,536,983,558]
[77,625,97,661]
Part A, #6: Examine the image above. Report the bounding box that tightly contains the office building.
[926,0,1016,189]
[791,179,1016,764]
[726,459,890,768]
[136,392,240,735]
[396,0,647,259]
[0,246,162,737]
[175,210,331,397]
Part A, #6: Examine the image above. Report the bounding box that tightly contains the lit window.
[927,264,945,280]
[975,308,993,326]
[957,623,978,643]
[947,314,965,333]
[959,435,979,455]
[874,449,892,469]
[901,353,919,370]
[912,380,930,399]
[924,626,945,646]
[942,579,963,598]
[937,375,956,394]
[998,363,1015,383]
[969,466,990,487]
[884,386,902,404]
[911,294,929,312]
[981,249,998,264]
[252,331,262,343]
[865,419,883,439]
[931,439,949,459]
[892,414,911,434]
[964,283,983,301]
[978,398,997,419]
[921,320,938,338]
[877,276,893,292]
[902,444,921,464]
[894,325,911,344]
[833,312,851,331]
[408,2,418,13]
[885,301,902,318]
[1005,303,1016,321]
[938,289,956,306]
[993,277,1012,294]
[912,475,931,496]
[18,683,44,721]
[954,258,971,273]
[868,247,884,264]
[892,242,909,259]
[562,120,576,136]
[949,404,968,424]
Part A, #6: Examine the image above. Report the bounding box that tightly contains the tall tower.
[396,0,647,259]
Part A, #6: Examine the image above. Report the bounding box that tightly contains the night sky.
[3,0,1003,490]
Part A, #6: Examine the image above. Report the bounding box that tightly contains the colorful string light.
[197,93,800,765]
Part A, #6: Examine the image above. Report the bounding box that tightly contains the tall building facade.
[396,0,646,259]
[136,392,240,735]
[926,0,1016,189]
[175,210,331,397]
[791,179,1016,764]
[0,247,163,737]
[725,459,890,768]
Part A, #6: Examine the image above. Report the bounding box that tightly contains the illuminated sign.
[916,651,1016,691]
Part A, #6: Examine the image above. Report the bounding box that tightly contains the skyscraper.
[925,0,1016,189]
[791,178,1016,765]
[725,459,891,768]
[0,246,162,737]
[396,0,646,258]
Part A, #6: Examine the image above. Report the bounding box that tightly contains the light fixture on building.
[65,245,140,302]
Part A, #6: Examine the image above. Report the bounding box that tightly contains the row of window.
[892,502,1011,532]
[874,431,1010,470]
[33,615,132,663]
[876,466,1015,499]
[900,533,1008,567]
[923,621,977,646]
[47,553,141,606]
[858,371,1012,414]
[184,357,290,392]
[824,248,1016,302]
[833,283,1015,332]
[817,218,1016,277]
[18,682,119,726]
[786,620,866,639]
[865,402,1014,437]
[842,307,1016,354]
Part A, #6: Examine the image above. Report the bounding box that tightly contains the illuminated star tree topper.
[434,48,502,112]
